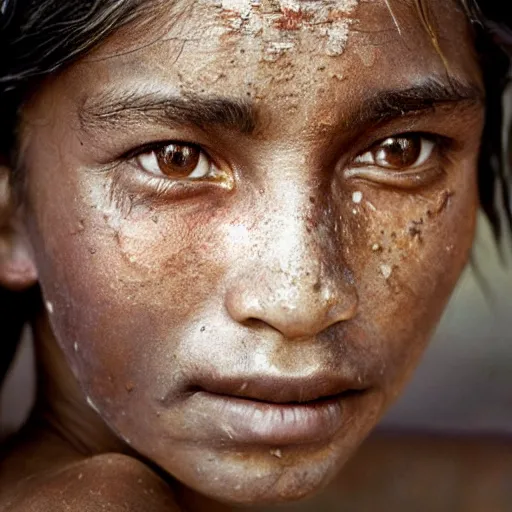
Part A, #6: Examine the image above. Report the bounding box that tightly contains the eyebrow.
[79,90,258,135]
[79,76,483,137]
[353,77,484,127]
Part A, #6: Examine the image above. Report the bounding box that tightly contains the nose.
[225,215,358,341]
[225,272,357,339]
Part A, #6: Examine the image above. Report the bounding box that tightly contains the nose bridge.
[225,184,358,339]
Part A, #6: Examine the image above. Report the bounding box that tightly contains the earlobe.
[0,165,38,291]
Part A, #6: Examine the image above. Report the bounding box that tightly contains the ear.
[0,164,38,291]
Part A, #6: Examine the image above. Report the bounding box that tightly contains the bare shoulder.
[0,453,181,512]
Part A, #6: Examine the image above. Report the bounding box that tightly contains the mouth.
[184,376,368,446]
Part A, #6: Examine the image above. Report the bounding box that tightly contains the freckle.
[200,326,206,332]
[45,301,54,314]
[352,191,363,204]
[408,225,422,239]
[152,215,158,223]
[270,448,282,459]
[380,264,393,280]
[88,247,96,255]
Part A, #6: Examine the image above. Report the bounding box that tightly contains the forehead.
[69,0,481,127]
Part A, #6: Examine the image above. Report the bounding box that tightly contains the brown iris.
[373,136,422,169]
[156,144,201,177]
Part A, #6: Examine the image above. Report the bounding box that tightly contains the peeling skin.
[213,0,361,58]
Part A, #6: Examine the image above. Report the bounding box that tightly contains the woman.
[0,1,511,510]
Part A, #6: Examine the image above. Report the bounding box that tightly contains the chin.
[149,435,366,506]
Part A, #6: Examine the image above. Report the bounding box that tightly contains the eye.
[354,135,435,170]
[136,143,216,179]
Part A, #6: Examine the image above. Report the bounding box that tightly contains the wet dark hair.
[0,0,511,387]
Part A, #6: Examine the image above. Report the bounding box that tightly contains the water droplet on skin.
[270,448,282,458]
[73,342,79,352]
[371,244,381,252]
[45,301,54,314]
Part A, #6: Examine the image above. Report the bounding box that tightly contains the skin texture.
[0,0,486,509]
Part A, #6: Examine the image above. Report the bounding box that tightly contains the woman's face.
[18,0,483,504]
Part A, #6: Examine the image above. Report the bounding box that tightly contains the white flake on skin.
[380,264,393,280]
[215,0,361,57]
[352,191,363,204]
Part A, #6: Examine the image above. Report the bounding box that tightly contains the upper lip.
[189,373,368,404]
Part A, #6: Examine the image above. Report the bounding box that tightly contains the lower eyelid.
[343,165,444,189]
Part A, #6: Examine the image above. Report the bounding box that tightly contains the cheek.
[25,174,231,408]
[341,173,477,389]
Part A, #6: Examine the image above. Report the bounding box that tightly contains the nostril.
[242,317,269,331]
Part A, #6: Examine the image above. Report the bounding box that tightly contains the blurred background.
[1,213,511,438]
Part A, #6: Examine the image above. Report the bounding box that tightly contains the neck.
[31,308,129,456]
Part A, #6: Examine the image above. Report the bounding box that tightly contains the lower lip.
[188,392,347,446]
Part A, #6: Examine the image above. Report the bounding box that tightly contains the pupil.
[159,144,200,176]
[167,145,191,167]
[377,137,421,168]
